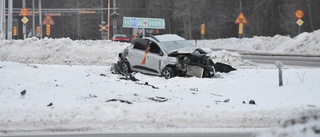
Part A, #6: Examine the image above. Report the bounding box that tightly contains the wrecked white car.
[111,34,236,79]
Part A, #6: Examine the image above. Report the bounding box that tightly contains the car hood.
[168,47,212,56]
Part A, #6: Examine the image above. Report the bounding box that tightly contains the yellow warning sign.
[235,12,248,24]
[201,24,205,35]
[239,24,243,35]
[46,25,50,36]
[296,19,304,26]
[13,26,17,36]
[21,17,29,24]
[42,15,55,25]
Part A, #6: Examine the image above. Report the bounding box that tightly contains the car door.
[145,41,163,75]
[127,38,148,72]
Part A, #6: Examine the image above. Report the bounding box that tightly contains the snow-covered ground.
[195,29,320,56]
[0,30,319,136]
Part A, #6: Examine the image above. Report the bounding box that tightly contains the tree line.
[12,0,320,40]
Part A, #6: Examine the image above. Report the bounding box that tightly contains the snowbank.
[0,37,250,67]
[256,110,320,137]
[196,29,320,56]
[0,37,129,65]
[1,29,320,67]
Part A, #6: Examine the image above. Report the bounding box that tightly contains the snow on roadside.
[210,49,254,66]
[196,29,320,56]
[1,29,320,67]
[0,37,251,67]
[256,110,320,137]
[0,37,129,65]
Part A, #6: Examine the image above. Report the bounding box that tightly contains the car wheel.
[120,60,131,74]
[162,67,175,79]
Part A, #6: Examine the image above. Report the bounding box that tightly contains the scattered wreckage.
[111,34,236,79]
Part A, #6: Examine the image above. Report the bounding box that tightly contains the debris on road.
[106,99,132,104]
[20,90,26,96]
[148,96,168,102]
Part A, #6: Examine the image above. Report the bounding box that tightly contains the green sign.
[123,17,165,29]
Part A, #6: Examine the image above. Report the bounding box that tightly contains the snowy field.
[0,30,320,136]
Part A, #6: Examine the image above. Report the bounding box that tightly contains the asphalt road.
[0,132,255,137]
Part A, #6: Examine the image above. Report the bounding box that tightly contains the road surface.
[0,132,255,137]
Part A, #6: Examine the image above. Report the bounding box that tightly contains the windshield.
[160,40,195,53]
[114,35,128,38]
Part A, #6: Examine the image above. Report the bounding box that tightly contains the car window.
[115,35,127,38]
[149,42,161,54]
[133,39,148,51]
[160,40,194,53]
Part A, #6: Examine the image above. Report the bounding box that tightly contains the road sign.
[99,24,108,31]
[295,10,304,19]
[21,17,29,24]
[46,25,50,36]
[13,26,17,36]
[20,8,28,16]
[239,24,243,35]
[296,19,304,26]
[123,17,165,29]
[42,15,55,25]
[235,12,248,24]
[201,24,205,35]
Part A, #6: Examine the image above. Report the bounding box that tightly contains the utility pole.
[22,0,26,39]
[7,0,13,40]
[0,0,5,40]
[32,0,35,37]
[107,0,110,40]
[101,0,104,23]
[307,0,314,31]
[39,0,42,39]
[239,0,242,11]
[3,0,6,39]
[77,0,81,39]
[112,0,118,36]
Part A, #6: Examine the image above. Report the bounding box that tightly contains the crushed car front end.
[166,47,216,78]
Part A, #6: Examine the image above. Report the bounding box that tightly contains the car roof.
[113,34,127,37]
[152,34,185,42]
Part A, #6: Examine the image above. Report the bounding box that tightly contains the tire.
[119,60,131,74]
[162,67,175,79]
